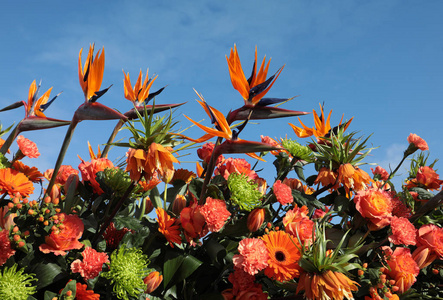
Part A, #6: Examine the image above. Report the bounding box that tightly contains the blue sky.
[0,1,442,189]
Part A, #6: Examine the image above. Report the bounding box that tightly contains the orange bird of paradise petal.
[226,45,284,106]
[289,103,353,139]
[78,44,106,102]
[123,69,158,106]
[179,90,233,143]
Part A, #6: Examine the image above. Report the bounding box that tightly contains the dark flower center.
[275,250,286,262]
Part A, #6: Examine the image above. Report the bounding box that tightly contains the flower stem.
[164,182,168,210]
[102,119,124,158]
[92,180,137,247]
[0,123,20,155]
[45,119,79,198]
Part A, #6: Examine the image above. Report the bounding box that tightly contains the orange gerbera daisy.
[156,208,182,247]
[226,45,284,106]
[0,168,34,197]
[261,230,302,282]
[297,270,358,300]
[12,161,44,183]
[289,103,353,139]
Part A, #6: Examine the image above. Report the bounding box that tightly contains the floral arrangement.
[0,44,442,300]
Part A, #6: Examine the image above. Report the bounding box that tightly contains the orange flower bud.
[15,203,22,209]
[18,241,25,248]
[247,208,265,232]
[44,196,51,204]
[66,290,72,296]
[144,271,163,293]
[7,202,14,209]
[144,196,154,214]
[22,198,28,204]
[13,234,21,241]
[28,209,34,215]
[172,195,187,216]
[43,220,49,226]
[358,269,364,276]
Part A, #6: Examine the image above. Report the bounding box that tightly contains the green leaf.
[174,255,202,283]
[31,262,65,290]
[163,252,184,288]
[149,187,163,209]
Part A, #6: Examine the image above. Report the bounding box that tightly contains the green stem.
[45,119,79,199]
[0,123,20,155]
[92,180,137,247]
[102,119,124,157]
[381,153,408,190]
[163,182,168,210]
[199,137,223,204]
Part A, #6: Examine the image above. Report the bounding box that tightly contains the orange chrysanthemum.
[16,135,40,158]
[0,229,15,266]
[12,161,44,183]
[388,216,416,246]
[0,168,34,197]
[233,238,269,275]
[261,230,302,282]
[71,247,109,280]
[296,270,359,300]
[156,208,182,247]
[273,180,293,206]
[199,197,231,232]
[226,45,284,106]
[407,133,428,151]
[382,246,419,294]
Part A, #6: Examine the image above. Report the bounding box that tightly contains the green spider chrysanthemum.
[228,173,262,211]
[101,244,150,300]
[280,138,313,162]
[0,264,37,300]
[0,153,10,169]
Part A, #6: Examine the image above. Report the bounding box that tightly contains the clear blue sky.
[1,1,442,189]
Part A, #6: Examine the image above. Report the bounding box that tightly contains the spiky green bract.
[0,153,10,169]
[0,264,37,300]
[312,128,375,170]
[297,221,361,276]
[228,173,262,211]
[280,138,314,162]
[98,168,133,198]
[115,102,181,151]
[101,244,150,300]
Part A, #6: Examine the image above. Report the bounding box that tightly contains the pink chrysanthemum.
[273,180,293,205]
[71,247,109,280]
[0,230,15,266]
[233,238,269,275]
[389,216,416,246]
[199,197,231,232]
[407,133,429,151]
[17,135,40,158]
[371,166,389,181]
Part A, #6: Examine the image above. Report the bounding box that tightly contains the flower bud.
[172,195,187,215]
[144,196,154,214]
[144,271,163,293]
[247,208,265,232]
